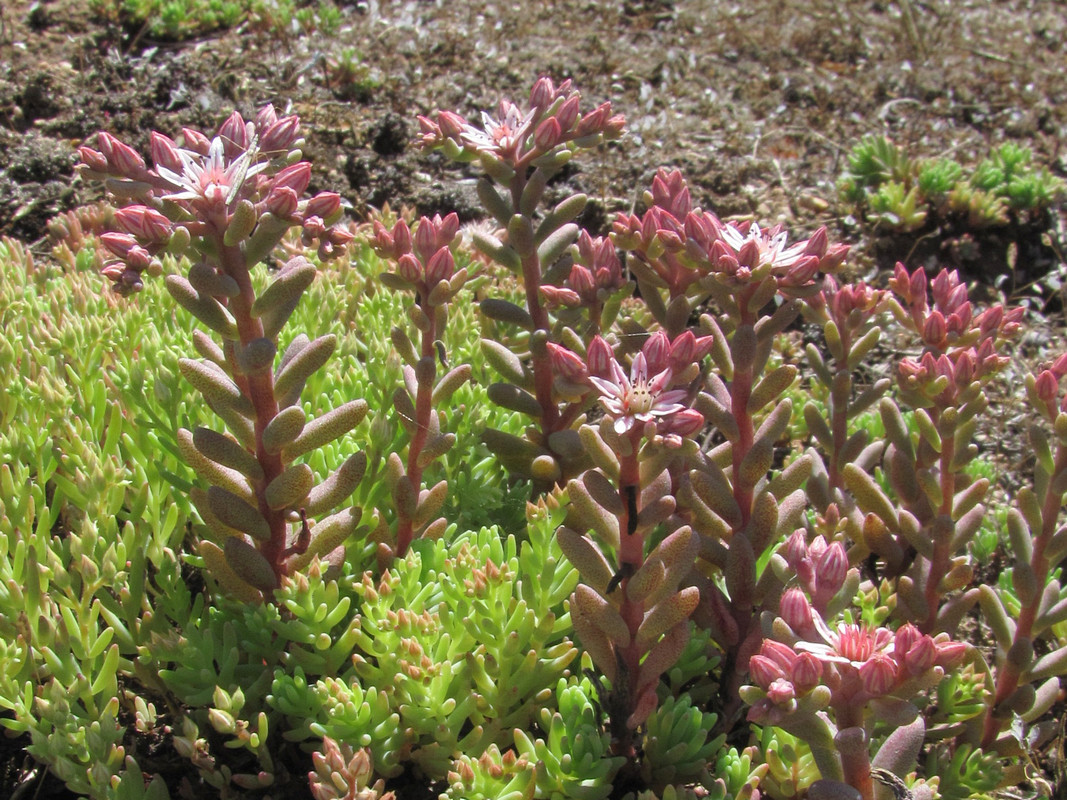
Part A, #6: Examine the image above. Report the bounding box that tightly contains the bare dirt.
[1,0,1066,798]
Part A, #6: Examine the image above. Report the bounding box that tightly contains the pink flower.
[586,337,693,437]
[156,134,267,207]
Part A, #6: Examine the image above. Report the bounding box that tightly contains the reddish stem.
[211,222,287,584]
[395,298,437,558]
[981,442,1067,747]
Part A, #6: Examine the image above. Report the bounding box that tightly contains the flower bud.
[78,146,108,173]
[100,232,140,258]
[534,116,562,151]
[181,127,211,155]
[780,588,814,634]
[1035,370,1059,404]
[261,115,301,153]
[414,217,438,262]
[666,408,705,437]
[218,111,249,157]
[425,247,455,285]
[305,192,342,222]
[643,331,671,376]
[760,639,799,672]
[265,186,299,219]
[529,76,555,112]
[792,652,822,692]
[546,343,587,382]
[586,336,614,379]
[97,132,146,175]
[749,655,786,689]
[397,254,422,284]
[114,205,172,244]
[859,654,897,696]
[903,635,937,675]
[922,311,947,347]
[556,94,581,132]
[273,162,312,195]
[438,111,467,139]
[256,104,279,131]
[766,677,796,705]
[149,131,184,172]
[815,541,848,596]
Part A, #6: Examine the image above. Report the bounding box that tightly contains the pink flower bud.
[792,652,822,692]
[567,264,595,299]
[125,245,152,272]
[540,285,582,307]
[273,162,312,195]
[265,186,299,219]
[534,116,562,151]
[149,131,184,172]
[780,588,814,633]
[860,654,897,695]
[737,238,761,269]
[766,677,796,705]
[556,94,581,132]
[1035,370,1060,403]
[815,542,848,596]
[397,254,422,284]
[749,654,786,689]
[305,192,342,222]
[260,115,301,153]
[934,639,968,670]
[903,635,937,675]
[425,247,455,285]
[803,226,829,257]
[529,76,555,112]
[437,212,460,247]
[100,232,140,258]
[392,219,412,256]
[301,215,326,238]
[113,205,172,244]
[922,311,947,347]
[759,639,799,672]
[783,530,808,565]
[666,409,705,437]
[438,111,467,139]
[643,331,671,376]
[893,624,921,659]
[547,342,587,382]
[414,217,438,263]
[218,111,250,158]
[586,336,614,379]
[97,132,146,175]
[575,102,609,137]
[256,104,279,131]
[181,127,211,155]
[78,146,108,172]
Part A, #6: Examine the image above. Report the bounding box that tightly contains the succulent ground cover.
[1,2,1067,800]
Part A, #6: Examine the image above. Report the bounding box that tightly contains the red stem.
[211,221,287,584]
[981,442,1067,747]
[395,297,437,558]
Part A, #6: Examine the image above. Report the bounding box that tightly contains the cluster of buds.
[748,620,966,726]
[780,532,849,616]
[80,107,352,294]
[1028,352,1067,420]
[418,76,624,168]
[888,264,1022,407]
[745,611,967,800]
[539,231,627,334]
[614,169,849,316]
